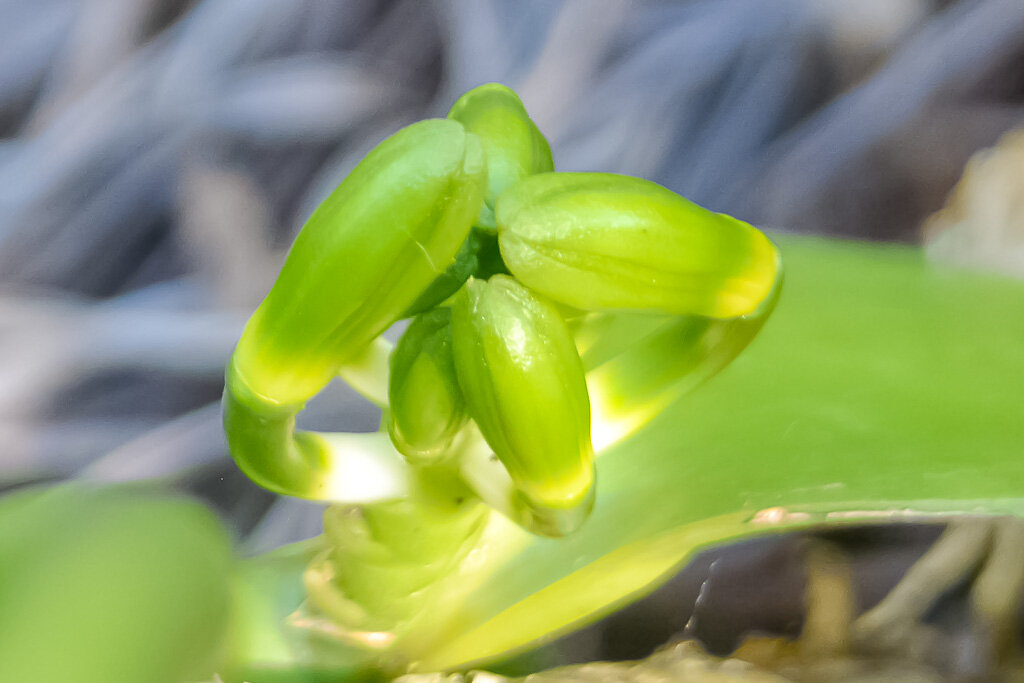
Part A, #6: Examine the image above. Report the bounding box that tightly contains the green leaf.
[0,485,232,683]
[224,539,386,682]
[496,172,779,319]
[395,235,1024,671]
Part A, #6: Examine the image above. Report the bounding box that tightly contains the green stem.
[303,464,490,653]
[223,356,408,502]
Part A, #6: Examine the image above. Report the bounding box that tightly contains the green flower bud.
[496,172,780,319]
[451,276,594,535]
[449,83,554,230]
[387,308,467,463]
[232,119,487,406]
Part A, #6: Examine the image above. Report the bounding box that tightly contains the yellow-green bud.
[451,276,594,535]
[232,119,487,406]
[496,172,779,319]
[387,308,467,464]
[448,83,554,230]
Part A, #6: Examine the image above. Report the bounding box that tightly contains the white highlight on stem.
[315,431,410,502]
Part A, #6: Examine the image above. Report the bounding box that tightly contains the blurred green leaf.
[0,484,232,683]
[223,540,386,683]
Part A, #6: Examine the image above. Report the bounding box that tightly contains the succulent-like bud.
[449,83,554,230]
[496,172,779,319]
[451,276,594,535]
[232,119,487,406]
[387,308,467,463]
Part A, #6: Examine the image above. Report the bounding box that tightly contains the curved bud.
[496,172,779,319]
[451,276,594,535]
[232,119,487,406]
[387,308,467,463]
[449,83,554,230]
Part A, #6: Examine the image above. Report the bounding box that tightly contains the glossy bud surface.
[451,276,594,525]
[496,172,779,319]
[449,83,553,230]
[388,308,467,463]
[233,119,487,406]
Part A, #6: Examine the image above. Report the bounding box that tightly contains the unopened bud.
[451,276,594,534]
[496,172,779,319]
[387,308,467,463]
[233,119,487,406]
[449,83,553,230]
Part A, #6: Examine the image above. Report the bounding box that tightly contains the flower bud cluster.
[226,82,780,538]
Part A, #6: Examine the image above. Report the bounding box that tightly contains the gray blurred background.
[2,0,1023,556]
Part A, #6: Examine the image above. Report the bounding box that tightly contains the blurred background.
[2,0,1023,600]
